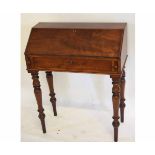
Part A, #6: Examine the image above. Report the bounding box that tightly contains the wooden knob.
[70,60,73,64]
[67,60,73,65]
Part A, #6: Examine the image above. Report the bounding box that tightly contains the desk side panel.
[121,25,127,70]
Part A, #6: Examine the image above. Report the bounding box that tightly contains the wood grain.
[26,55,120,74]
[46,71,57,116]
[120,68,126,122]
[31,71,46,133]
[26,29,123,58]
[110,75,121,142]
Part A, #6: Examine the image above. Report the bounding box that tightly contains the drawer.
[28,55,120,74]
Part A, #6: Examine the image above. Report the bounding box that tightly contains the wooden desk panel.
[26,29,123,57]
[26,55,120,74]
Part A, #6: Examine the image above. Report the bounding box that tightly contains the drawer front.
[27,29,122,57]
[27,55,120,74]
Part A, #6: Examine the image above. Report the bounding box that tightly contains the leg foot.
[113,123,119,142]
[111,75,121,142]
[120,69,126,123]
[38,109,46,133]
[46,71,57,116]
[31,71,46,133]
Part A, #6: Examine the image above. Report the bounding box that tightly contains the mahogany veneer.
[25,22,127,142]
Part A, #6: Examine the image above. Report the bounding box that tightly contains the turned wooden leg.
[120,68,126,123]
[111,75,121,142]
[31,71,46,133]
[45,71,57,116]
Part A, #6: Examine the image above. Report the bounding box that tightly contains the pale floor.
[21,104,134,142]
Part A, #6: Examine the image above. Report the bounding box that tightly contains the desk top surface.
[33,22,126,29]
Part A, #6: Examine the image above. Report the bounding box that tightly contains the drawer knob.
[70,60,73,64]
[67,60,73,64]
[114,65,118,69]
[112,61,118,71]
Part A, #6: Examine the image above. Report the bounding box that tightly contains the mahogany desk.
[25,22,127,142]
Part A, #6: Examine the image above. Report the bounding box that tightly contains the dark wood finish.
[33,22,127,29]
[25,22,127,75]
[27,55,119,74]
[25,22,127,142]
[120,68,126,122]
[26,29,123,57]
[45,71,57,116]
[111,75,121,142]
[31,71,46,133]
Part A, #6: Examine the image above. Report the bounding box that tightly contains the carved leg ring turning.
[31,71,46,133]
[46,71,57,116]
[111,76,120,142]
[120,69,126,123]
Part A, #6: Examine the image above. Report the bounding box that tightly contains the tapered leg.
[45,71,57,116]
[120,68,126,123]
[111,75,121,142]
[31,71,46,133]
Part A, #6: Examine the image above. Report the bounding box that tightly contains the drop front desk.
[25,22,127,142]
